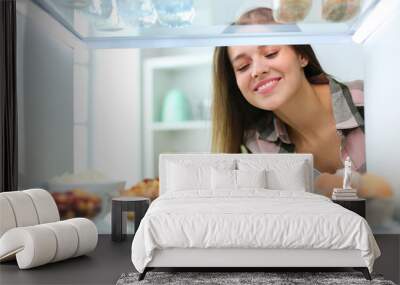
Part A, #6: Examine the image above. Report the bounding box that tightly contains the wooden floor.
[0,235,134,285]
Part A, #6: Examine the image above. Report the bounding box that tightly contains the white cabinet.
[143,54,213,178]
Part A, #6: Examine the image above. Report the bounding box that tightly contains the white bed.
[131,154,380,280]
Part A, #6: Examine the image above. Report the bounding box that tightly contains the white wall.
[91,49,141,187]
[73,48,90,173]
[313,44,364,81]
[363,6,400,212]
[17,0,79,188]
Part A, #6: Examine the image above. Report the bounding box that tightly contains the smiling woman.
[228,45,324,113]
[211,7,393,200]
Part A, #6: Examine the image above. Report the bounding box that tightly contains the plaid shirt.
[244,76,366,174]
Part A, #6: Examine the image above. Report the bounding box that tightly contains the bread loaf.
[120,178,159,201]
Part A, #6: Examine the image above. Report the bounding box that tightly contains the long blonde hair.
[211,8,328,153]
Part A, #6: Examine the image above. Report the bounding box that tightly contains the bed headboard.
[159,153,314,195]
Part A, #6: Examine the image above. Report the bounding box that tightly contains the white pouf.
[0,196,17,237]
[65,218,98,257]
[0,226,57,269]
[42,221,79,262]
[0,189,98,269]
[1,191,39,227]
[24,189,60,223]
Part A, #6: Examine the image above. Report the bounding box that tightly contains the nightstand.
[111,197,150,242]
[332,198,366,218]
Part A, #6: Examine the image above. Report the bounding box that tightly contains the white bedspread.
[131,190,380,273]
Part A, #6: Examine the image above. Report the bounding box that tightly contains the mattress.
[131,190,380,273]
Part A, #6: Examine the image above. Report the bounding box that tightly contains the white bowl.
[47,180,125,195]
[47,180,126,218]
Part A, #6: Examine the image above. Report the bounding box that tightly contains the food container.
[272,0,312,23]
[322,0,361,22]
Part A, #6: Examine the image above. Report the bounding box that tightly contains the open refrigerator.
[15,0,400,237]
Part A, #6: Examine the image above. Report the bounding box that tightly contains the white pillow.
[166,159,236,192]
[267,164,307,191]
[166,162,211,191]
[211,168,268,190]
[211,168,236,190]
[236,169,268,188]
[238,159,308,191]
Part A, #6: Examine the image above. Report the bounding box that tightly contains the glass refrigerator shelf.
[32,0,380,48]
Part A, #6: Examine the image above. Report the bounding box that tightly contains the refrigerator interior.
[16,0,400,234]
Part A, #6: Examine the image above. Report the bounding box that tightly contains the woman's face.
[228,45,308,111]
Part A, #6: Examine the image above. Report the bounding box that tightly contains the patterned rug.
[116,271,396,285]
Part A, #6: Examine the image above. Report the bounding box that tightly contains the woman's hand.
[314,172,393,199]
[358,173,393,199]
[314,173,342,197]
